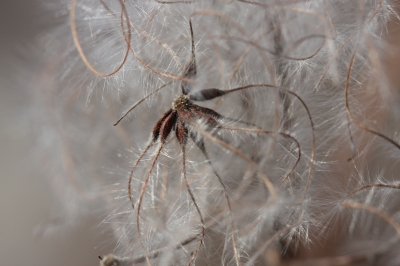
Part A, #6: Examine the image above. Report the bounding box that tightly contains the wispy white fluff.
[33,0,400,265]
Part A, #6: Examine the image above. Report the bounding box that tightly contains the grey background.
[0,1,110,266]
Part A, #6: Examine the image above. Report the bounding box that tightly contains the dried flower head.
[34,0,400,265]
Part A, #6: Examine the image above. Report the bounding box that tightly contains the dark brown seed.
[160,111,178,143]
[152,109,173,142]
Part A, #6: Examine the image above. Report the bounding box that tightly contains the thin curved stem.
[344,0,400,152]
[181,18,197,95]
[127,142,153,210]
[221,126,301,187]
[192,137,242,265]
[136,144,163,266]
[120,8,194,82]
[341,202,400,235]
[207,33,327,61]
[181,145,204,266]
[114,82,172,126]
[70,0,130,77]
[189,121,278,201]
[344,183,400,201]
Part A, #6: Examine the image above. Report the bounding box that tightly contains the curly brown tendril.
[70,0,130,77]
[344,0,400,157]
